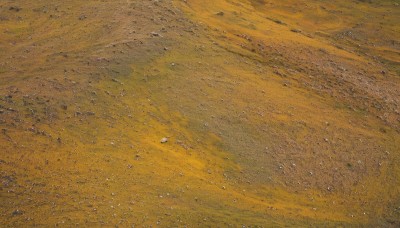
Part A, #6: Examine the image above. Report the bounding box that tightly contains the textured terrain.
[1,0,399,226]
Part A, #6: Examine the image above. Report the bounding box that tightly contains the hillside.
[1,0,399,226]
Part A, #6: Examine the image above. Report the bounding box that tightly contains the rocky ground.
[1,0,399,226]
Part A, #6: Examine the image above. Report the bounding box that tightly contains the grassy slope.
[0,0,399,226]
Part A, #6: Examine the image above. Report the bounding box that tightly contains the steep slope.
[1,0,399,226]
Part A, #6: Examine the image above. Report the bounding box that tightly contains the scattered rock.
[135,154,141,160]
[9,7,21,12]
[12,210,23,216]
[268,17,286,25]
[85,111,95,116]
[216,11,224,16]
[160,137,168,143]
[112,78,120,83]
[290,28,302,33]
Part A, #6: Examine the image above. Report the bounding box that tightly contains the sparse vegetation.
[0,0,399,226]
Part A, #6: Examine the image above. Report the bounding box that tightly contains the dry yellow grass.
[1,0,399,226]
